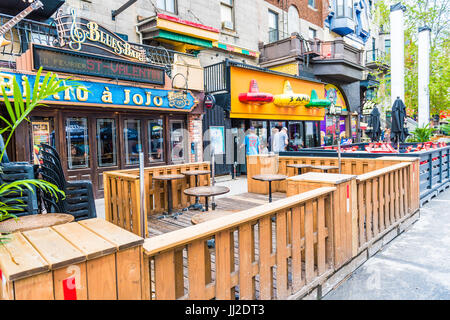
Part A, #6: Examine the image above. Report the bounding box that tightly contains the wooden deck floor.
[148,192,286,237]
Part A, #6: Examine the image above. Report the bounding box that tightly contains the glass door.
[30,116,55,164]
[124,119,142,165]
[170,119,186,163]
[250,120,267,151]
[95,118,119,196]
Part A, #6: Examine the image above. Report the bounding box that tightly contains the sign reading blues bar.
[0,71,196,111]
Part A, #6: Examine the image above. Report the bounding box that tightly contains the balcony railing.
[0,13,56,57]
[365,49,389,67]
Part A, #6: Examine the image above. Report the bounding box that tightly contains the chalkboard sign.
[33,45,165,85]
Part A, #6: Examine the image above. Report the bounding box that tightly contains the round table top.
[191,209,240,225]
[309,165,339,170]
[152,174,186,181]
[287,164,312,169]
[0,213,74,233]
[184,185,230,197]
[182,170,211,176]
[251,174,288,182]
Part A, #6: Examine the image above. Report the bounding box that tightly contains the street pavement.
[324,187,450,300]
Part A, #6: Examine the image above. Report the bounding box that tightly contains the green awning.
[156,30,213,48]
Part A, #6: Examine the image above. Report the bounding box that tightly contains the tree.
[370,0,450,119]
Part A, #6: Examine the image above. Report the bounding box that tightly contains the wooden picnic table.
[184,186,230,212]
[153,174,186,218]
[0,213,74,233]
[251,174,288,203]
[182,170,211,210]
[309,165,339,173]
[286,163,312,175]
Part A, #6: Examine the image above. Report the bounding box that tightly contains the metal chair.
[38,144,97,221]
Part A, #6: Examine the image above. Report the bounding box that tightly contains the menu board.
[33,45,165,85]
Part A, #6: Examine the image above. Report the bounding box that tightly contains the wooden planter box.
[0,218,144,300]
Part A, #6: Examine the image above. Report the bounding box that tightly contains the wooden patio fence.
[141,157,420,300]
[248,155,419,194]
[142,187,336,300]
[103,162,210,237]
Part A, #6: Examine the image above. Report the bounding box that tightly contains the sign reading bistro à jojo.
[0,71,196,111]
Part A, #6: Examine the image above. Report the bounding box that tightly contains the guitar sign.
[0,1,44,48]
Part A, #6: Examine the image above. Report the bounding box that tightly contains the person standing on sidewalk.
[277,127,289,152]
[240,127,261,155]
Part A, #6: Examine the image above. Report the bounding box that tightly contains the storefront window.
[170,120,185,162]
[96,119,117,167]
[148,119,164,162]
[66,117,89,169]
[304,121,319,147]
[288,121,304,150]
[250,120,267,150]
[31,116,55,164]
[124,119,141,165]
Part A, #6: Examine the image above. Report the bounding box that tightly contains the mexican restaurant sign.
[53,8,146,62]
[0,71,196,111]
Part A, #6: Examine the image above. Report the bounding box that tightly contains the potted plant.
[0,68,83,243]
[406,123,436,143]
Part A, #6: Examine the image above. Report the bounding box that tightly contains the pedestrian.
[240,127,260,155]
[268,127,279,152]
[277,127,289,152]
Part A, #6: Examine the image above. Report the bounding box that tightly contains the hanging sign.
[53,8,146,62]
[0,71,196,111]
[204,94,216,109]
[238,79,273,105]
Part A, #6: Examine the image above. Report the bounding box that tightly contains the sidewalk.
[324,187,450,300]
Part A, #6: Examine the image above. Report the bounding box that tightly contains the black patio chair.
[38,144,96,221]
[0,162,39,217]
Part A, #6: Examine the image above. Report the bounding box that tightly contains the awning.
[138,13,219,52]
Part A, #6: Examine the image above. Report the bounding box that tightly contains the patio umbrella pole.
[338,139,341,174]
[139,152,146,238]
[211,144,216,210]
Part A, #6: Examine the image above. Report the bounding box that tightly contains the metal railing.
[0,13,56,57]
[365,49,387,65]
[204,60,228,94]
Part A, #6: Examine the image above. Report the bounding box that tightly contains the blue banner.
[0,71,196,111]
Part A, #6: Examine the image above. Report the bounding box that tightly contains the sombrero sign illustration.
[273,80,310,107]
[238,80,274,105]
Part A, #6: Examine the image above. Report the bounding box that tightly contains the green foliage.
[440,123,450,135]
[407,123,436,142]
[0,68,83,242]
[371,0,450,118]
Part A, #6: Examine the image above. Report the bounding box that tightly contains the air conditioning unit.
[222,21,234,30]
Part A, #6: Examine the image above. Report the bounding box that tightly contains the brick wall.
[187,114,203,162]
[265,0,326,28]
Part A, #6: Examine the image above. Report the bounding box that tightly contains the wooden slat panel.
[378,175,385,232]
[317,197,326,274]
[290,206,303,292]
[238,223,255,299]
[372,178,379,237]
[187,240,209,299]
[0,232,49,281]
[304,201,315,283]
[258,216,273,300]
[14,272,54,300]
[365,180,373,242]
[275,210,289,299]
[215,230,234,300]
[154,250,177,299]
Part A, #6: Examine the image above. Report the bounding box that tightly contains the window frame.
[268,9,279,42]
[308,0,316,9]
[156,0,177,15]
[220,0,235,31]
